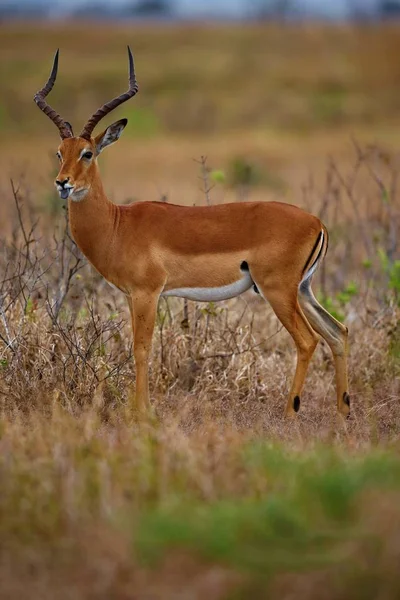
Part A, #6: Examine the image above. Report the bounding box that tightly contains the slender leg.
[256,280,319,416]
[128,290,159,414]
[126,295,135,407]
[298,278,350,417]
[126,294,133,316]
[126,295,134,331]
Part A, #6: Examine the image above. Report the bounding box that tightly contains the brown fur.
[55,133,350,417]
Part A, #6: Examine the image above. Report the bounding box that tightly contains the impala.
[34,47,350,417]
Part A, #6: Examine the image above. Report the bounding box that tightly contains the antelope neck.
[68,175,119,279]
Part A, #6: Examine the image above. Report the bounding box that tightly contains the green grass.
[134,445,400,574]
[124,106,161,138]
[2,410,400,598]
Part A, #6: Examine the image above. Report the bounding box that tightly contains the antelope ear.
[94,118,128,154]
[65,121,74,136]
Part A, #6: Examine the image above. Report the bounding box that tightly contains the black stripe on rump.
[301,230,323,278]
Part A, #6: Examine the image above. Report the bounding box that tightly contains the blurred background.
[1,0,400,205]
[1,7,400,595]
[3,0,400,20]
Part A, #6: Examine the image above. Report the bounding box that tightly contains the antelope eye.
[56,152,61,161]
[83,151,93,160]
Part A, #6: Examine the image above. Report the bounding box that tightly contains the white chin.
[70,188,88,202]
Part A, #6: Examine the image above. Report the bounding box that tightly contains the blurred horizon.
[2,0,400,21]
[2,19,400,206]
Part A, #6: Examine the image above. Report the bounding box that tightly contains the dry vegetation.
[0,21,399,600]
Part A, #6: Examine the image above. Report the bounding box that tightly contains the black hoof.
[293,395,300,412]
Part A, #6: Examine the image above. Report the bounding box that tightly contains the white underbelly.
[162,271,253,302]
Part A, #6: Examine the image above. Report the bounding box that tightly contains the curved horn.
[34,49,73,139]
[80,46,138,141]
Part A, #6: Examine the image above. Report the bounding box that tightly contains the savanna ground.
[0,21,399,599]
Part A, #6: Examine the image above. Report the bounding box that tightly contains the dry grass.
[0,139,399,598]
[3,21,400,136]
[0,21,400,599]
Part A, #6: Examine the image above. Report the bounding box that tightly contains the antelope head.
[34,47,138,202]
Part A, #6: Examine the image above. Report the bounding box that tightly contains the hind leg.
[298,277,350,417]
[255,279,320,416]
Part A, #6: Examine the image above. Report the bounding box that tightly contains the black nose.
[56,178,69,188]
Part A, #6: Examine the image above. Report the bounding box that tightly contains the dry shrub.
[0,142,399,598]
[0,142,398,432]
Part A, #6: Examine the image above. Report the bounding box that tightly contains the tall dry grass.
[0,21,400,599]
[0,138,399,598]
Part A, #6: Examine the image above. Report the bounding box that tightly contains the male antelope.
[34,48,350,417]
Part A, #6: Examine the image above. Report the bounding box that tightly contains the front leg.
[129,290,159,414]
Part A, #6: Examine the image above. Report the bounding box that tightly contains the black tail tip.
[293,395,300,412]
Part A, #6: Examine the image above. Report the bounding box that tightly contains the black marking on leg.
[253,283,259,294]
[343,392,350,408]
[293,395,300,412]
[240,261,249,272]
